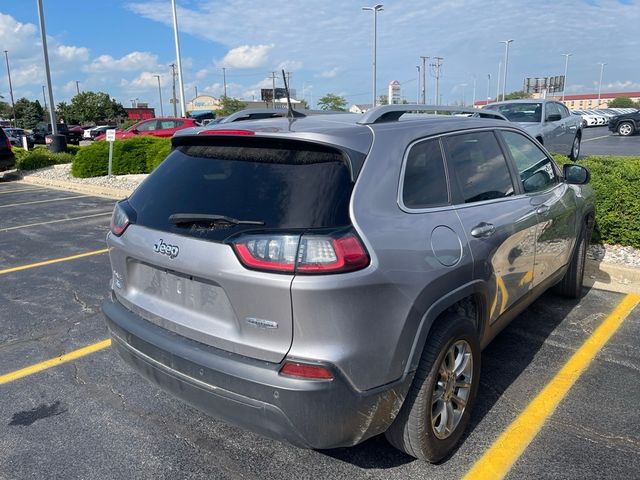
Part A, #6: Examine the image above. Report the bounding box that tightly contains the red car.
[95,117,198,141]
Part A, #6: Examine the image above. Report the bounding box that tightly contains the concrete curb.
[9,173,640,295]
[18,175,133,200]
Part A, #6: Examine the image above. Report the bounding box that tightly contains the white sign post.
[106,129,116,176]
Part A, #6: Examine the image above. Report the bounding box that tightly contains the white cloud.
[125,71,162,89]
[220,44,273,68]
[84,51,159,73]
[318,67,339,79]
[277,60,303,72]
[54,45,89,63]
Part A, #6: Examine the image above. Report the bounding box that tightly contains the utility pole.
[416,65,420,103]
[431,57,443,106]
[496,61,501,102]
[222,67,227,97]
[170,63,177,117]
[36,0,59,137]
[420,56,429,103]
[269,71,278,107]
[499,39,514,101]
[194,86,198,97]
[75,80,80,95]
[42,85,47,112]
[471,75,476,107]
[171,0,186,117]
[3,51,16,127]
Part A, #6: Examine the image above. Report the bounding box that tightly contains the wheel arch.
[405,281,488,376]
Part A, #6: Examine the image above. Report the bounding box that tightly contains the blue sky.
[1,0,639,114]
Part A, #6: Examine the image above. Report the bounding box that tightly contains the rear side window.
[444,131,514,204]
[402,138,448,208]
[128,139,354,242]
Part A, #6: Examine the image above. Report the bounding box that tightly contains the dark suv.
[608,109,640,136]
[32,123,82,145]
[0,127,15,171]
[102,105,595,462]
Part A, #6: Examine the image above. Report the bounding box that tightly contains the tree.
[608,96,637,108]
[217,96,247,116]
[56,101,77,124]
[318,93,347,111]
[297,99,310,110]
[378,95,389,105]
[62,91,127,124]
[14,97,44,129]
[503,91,533,100]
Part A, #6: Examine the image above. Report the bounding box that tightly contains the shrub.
[15,148,74,170]
[66,144,81,155]
[71,136,172,178]
[555,155,640,248]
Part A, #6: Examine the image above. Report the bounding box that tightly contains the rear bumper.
[102,297,411,449]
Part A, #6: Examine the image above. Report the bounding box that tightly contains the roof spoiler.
[357,104,507,124]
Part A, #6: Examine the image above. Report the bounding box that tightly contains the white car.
[571,110,600,127]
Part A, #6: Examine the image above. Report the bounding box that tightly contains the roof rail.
[356,104,507,124]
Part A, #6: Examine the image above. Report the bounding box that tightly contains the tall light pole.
[486,73,491,105]
[362,4,383,107]
[496,61,501,101]
[471,75,476,107]
[597,62,606,107]
[561,53,572,102]
[153,74,164,117]
[431,57,443,106]
[36,0,59,136]
[170,63,177,117]
[171,0,186,117]
[4,51,16,127]
[420,55,429,103]
[75,80,80,95]
[222,67,227,97]
[499,39,513,101]
[416,65,421,103]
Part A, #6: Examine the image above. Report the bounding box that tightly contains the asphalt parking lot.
[1,182,639,479]
[580,125,640,157]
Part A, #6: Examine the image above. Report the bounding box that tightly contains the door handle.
[536,205,550,215]
[471,222,495,238]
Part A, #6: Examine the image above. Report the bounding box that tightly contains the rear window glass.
[402,138,448,208]
[128,140,354,242]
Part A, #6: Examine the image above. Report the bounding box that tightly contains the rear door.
[499,130,577,287]
[109,135,356,362]
[155,119,180,137]
[445,130,537,324]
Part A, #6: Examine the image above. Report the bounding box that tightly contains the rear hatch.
[109,134,360,362]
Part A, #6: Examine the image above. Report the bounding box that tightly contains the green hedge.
[14,146,74,170]
[71,137,172,178]
[555,155,640,248]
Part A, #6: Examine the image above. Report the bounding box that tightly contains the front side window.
[444,131,514,204]
[485,102,543,123]
[501,131,558,193]
[135,120,158,132]
[402,138,448,208]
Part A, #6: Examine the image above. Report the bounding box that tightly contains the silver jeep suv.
[103,105,594,462]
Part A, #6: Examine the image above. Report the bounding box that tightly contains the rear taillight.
[5,137,12,150]
[230,230,369,274]
[280,362,333,380]
[110,202,130,236]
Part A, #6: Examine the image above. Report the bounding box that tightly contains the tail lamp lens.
[110,202,130,236]
[5,137,12,150]
[230,231,369,274]
[280,362,333,380]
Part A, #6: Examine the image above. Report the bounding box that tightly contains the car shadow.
[320,286,593,469]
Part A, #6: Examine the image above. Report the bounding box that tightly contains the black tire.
[385,313,480,462]
[617,121,635,137]
[569,134,581,161]
[554,228,588,298]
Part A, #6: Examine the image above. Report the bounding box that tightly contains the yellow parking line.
[464,293,640,480]
[0,248,109,275]
[0,212,112,232]
[0,194,88,209]
[0,339,112,385]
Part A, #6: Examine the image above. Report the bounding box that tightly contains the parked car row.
[570,107,637,128]
[608,109,640,136]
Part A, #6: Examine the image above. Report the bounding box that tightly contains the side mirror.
[131,128,139,134]
[563,164,590,185]
[522,170,551,193]
[546,113,562,122]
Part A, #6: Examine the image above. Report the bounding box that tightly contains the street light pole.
[486,73,491,105]
[362,4,383,107]
[36,0,58,135]
[597,62,606,107]
[561,53,572,102]
[171,0,186,117]
[222,67,227,97]
[499,39,513,101]
[75,80,80,95]
[3,51,16,127]
[416,65,420,103]
[153,74,164,117]
[471,75,476,108]
[170,63,177,117]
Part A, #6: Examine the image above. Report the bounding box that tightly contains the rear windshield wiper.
[168,213,265,227]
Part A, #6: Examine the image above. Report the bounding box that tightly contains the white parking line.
[0,187,43,195]
[0,212,112,232]
[583,135,611,143]
[0,195,89,209]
